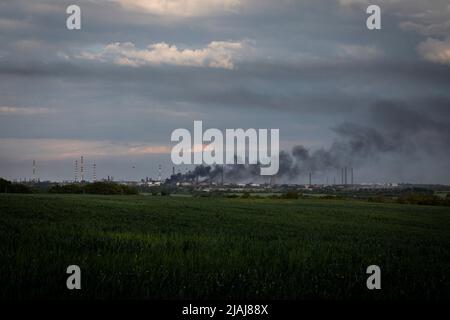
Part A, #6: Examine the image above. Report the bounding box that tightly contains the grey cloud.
[1,0,450,182]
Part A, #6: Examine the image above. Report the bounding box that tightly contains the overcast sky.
[0,0,449,183]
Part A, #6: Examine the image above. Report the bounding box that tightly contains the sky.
[0,0,449,183]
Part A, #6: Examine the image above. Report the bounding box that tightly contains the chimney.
[74,160,78,182]
[80,156,84,182]
[32,160,36,182]
[93,161,96,182]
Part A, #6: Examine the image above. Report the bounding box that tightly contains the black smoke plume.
[166,101,450,184]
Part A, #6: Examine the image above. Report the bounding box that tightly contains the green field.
[1,194,450,299]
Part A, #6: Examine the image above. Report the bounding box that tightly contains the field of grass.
[1,193,450,300]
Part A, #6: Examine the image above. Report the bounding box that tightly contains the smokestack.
[344,167,348,185]
[74,160,78,182]
[341,168,344,185]
[80,156,84,182]
[351,167,354,185]
[158,164,162,182]
[32,160,36,182]
[93,161,96,182]
[172,166,175,176]
[309,172,312,186]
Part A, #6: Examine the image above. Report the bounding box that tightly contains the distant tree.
[282,191,299,199]
[241,192,251,199]
[0,178,10,192]
[48,182,138,195]
[0,177,32,194]
[397,193,444,206]
[368,195,386,203]
[48,184,83,194]
[160,189,171,196]
[84,182,138,195]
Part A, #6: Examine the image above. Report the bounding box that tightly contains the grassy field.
[0,194,450,300]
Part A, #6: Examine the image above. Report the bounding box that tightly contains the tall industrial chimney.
[32,160,36,182]
[93,161,96,182]
[80,156,84,182]
[351,167,354,185]
[74,160,78,182]
[309,172,312,186]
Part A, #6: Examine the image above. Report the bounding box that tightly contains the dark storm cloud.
[1,58,449,118]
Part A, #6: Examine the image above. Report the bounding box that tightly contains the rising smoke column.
[167,101,450,183]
